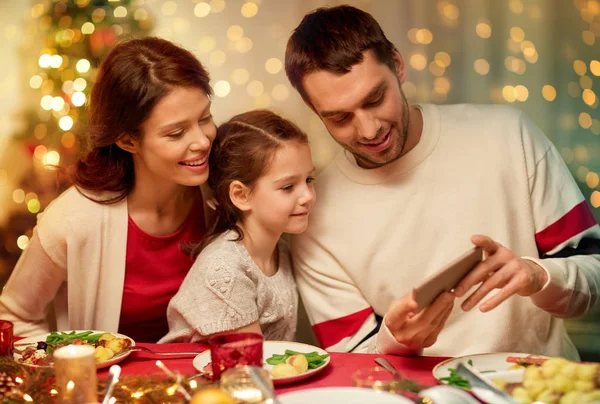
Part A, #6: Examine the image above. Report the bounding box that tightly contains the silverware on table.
[374,357,405,379]
[455,362,518,404]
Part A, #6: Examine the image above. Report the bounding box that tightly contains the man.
[285,5,600,358]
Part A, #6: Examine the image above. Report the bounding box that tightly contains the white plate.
[192,340,330,386]
[279,387,413,404]
[14,330,135,370]
[433,352,546,404]
[432,352,535,384]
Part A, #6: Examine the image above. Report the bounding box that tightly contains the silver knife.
[455,362,518,404]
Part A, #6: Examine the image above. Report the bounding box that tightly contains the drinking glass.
[208,333,263,380]
[220,366,272,404]
[0,320,13,357]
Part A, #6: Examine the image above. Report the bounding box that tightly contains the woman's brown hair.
[70,36,212,203]
[194,109,308,255]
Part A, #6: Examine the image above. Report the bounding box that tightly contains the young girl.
[161,110,316,342]
[0,37,215,342]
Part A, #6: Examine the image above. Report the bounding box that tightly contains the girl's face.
[132,86,216,189]
[245,142,316,235]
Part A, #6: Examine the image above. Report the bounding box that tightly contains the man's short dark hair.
[285,5,397,103]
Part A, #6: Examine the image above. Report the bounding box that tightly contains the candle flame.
[166,385,177,396]
[131,391,144,398]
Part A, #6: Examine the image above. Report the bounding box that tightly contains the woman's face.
[133,87,216,189]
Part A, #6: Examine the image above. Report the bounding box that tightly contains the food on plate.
[498,357,600,404]
[271,363,301,378]
[190,388,235,404]
[265,349,329,378]
[286,353,309,373]
[439,359,474,389]
[18,331,132,366]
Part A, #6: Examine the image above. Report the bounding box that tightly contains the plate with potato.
[192,340,330,385]
[433,352,600,404]
[14,330,135,369]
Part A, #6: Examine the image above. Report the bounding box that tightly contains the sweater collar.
[333,104,440,185]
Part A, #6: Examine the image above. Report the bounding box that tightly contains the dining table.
[97,342,448,396]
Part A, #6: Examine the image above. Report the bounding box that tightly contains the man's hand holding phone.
[383,246,482,349]
[384,236,548,350]
[455,235,549,312]
[384,290,455,350]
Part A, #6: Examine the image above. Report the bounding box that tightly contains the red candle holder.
[208,332,263,381]
[0,320,13,357]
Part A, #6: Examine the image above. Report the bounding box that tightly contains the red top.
[118,201,206,343]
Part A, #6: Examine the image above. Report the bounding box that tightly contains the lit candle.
[53,345,98,403]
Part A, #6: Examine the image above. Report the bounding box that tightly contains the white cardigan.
[0,186,211,337]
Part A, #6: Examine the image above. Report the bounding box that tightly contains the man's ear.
[115,133,139,154]
[229,180,252,212]
[392,48,406,84]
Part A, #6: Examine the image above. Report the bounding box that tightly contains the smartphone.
[413,247,483,312]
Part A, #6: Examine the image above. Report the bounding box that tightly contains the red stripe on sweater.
[535,201,598,254]
[312,307,373,349]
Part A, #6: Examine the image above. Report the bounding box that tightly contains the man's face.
[302,50,411,169]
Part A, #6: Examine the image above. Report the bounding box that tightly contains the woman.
[0,37,216,342]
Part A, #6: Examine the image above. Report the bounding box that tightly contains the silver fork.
[116,345,205,358]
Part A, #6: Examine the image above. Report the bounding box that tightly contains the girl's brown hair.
[70,36,212,203]
[194,109,308,255]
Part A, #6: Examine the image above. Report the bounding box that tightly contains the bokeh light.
[231,68,250,85]
[474,59,490,75]
[214,80,231,97]
[265,58,282,74]
[271,84,289,101]
[409,54,427,71]
[227,25,244,41]
[59,116,74,131]
[17,235,30,250]
[476,22,491,38]
[194,2,211,18]
[542,85,556,101]
[76,59,90,73]
[247,80,264,97]
[241,2,258,18]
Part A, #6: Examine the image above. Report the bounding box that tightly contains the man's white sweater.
[292,104,600,359]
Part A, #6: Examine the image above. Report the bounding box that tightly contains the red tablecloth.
[99,343,447,395]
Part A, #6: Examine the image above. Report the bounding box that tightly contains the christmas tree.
[0,0,152,284]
